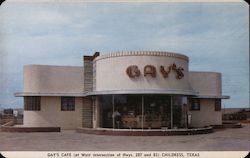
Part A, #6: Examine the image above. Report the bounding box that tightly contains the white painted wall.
[189,71,222,96]
[24,65,84,93]
[189,99,222,127]
[95,52,194,94]
[23,97,82,130]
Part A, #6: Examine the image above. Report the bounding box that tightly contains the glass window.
[215,99,221,111]
[24,96,41,111]
[99,95,187,129]
[172,96,186,128]
[115,95,142,129]
[144,95,171,129]
[61,97,75,111]
[100,95,113,128]
[190,98,200,111]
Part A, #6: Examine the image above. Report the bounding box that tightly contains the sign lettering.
[126,63,184,79]
[144,65,156,78]
[126,65,141,78]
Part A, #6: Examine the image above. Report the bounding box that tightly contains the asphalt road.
[0,124,249,151]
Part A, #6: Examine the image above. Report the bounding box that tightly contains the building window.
[215,99,221,111]
[61,97,75,111]
[190,99,200,111]
[24,97,41,111]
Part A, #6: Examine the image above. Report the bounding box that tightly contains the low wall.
[212,121,242,129]
[76,127,213,136]
[1,121,60,132]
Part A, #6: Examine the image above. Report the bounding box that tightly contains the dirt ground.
[0,124,249,151]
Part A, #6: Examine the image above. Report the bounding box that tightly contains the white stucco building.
[15,51,229,132]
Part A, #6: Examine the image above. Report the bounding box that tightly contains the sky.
[0,0,249,109]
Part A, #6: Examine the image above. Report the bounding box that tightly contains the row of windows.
[24,97,222,112]
[24,97,75,111]
[189,99,221,111]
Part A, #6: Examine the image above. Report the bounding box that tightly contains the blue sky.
[0,1,249,109]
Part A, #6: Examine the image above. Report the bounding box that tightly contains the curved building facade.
[15,51,229,131]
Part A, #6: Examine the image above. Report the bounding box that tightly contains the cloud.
[0,1,249,108]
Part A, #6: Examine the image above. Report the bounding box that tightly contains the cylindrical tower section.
[94,51,195,95]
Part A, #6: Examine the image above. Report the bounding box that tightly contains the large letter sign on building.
[126,65,141,78]
[171,63,184,79]
[144,65,156,78]
[160,63,184,79]
[126,63,184,79]
[160,65,172,78]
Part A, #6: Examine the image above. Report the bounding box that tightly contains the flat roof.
[15,90,229,99]
[15,90,196,97]
[94,51,189,62]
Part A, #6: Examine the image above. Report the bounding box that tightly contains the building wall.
[83,56,93,92]
[95,51,194,94]
[189,99,222,127]
[23,97,82,129]
[82,97,93,128]
[23,65,84,93]
[20,52,226,130]
[189,71,222,96]
[92,96,101,128]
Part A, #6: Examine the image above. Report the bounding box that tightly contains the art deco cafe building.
[15,51,229,134]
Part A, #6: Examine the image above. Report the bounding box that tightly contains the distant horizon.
[0,1,249,109]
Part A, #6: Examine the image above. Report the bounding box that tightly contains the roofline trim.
[15,91,229,99]
[15,89,197,97]
[94,51,189,62]
[14,92,84,97]
[192,95,230,99]
[87,89,197,96]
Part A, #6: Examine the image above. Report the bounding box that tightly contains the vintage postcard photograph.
[0,0,249,158]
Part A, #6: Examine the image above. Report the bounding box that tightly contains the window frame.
[24,96,41,111]
[61,97,75,111]
[215,99,221,111]
[189,98,200,111]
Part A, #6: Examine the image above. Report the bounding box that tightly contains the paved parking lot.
[0,124,249,151]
